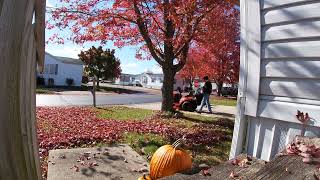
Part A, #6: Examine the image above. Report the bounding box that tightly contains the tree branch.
[174,4,216,59]
[174,43,189,73]
[163,0,175,63]
[35,0,46,72]
[143,2,165,33]
[133,2,164,66]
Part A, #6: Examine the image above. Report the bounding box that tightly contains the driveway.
[36,94,161,106]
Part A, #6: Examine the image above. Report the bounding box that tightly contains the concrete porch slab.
[47,144,149,180]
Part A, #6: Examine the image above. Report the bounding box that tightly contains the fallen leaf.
[74,165,79,172]
[229,171,238,178]
[202,169,211,176]
[231,159,240,166]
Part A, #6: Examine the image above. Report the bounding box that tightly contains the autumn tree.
[180,5,240,96]
[178,47,208,87]
[79,46,121,88]
[47,0,237,112]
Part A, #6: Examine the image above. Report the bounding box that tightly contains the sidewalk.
[124,102,236,116]
[55,91,114,96]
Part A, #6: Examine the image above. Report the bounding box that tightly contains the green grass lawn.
[122,132,167,158]
[96,106,155,120]
[95,106,234,166]
[210,96,237,106]
[36,88,56,94]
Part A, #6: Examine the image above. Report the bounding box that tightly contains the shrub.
[82,76,89,84]
[48,78,54,86]
[66,78,74,86]
[37,77,45,86]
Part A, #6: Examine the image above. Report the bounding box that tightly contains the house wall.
[39,54,83,86]
[139,74,163,89]
[230,0,320,161]
[114,74,136,85]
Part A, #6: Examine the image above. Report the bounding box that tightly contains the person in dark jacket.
[197,76,212,113]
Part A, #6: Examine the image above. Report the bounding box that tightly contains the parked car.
[221,86,238,97]
[129,81,143,87]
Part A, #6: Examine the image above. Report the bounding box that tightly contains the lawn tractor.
[173,91,203,112]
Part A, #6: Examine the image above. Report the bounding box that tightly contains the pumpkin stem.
[172,139,182,148]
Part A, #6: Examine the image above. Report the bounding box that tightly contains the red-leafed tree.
[180,6,240,96]
[47,0,237,112]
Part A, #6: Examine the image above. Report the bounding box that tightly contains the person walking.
[197,76,213,114]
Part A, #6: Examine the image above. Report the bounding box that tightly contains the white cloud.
[46,45,85,58]
[121,62,140,74]
[122,62,138,68]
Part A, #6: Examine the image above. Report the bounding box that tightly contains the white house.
[137,72,185,90]
[137,72,164,89]
[115,71,185,90]
[230,0,320,161]
[114,73,139,86]
[38,53,84,86]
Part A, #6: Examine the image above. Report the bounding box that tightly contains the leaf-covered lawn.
[37,107,234,179]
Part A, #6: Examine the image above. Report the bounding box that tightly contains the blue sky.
[45,0,162,75]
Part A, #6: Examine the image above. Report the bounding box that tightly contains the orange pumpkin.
[150,139,192,179]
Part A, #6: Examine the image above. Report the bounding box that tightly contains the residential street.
[37,83,163,106]
[36,93,162,106]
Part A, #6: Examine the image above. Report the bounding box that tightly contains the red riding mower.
[173,91,203,112]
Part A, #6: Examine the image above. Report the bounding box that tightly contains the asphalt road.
[36,93,162,106]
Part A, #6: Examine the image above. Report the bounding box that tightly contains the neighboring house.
[114,71,185,90]
[230,0,320,162]
[38,53,84,86]
[114,73,138,86]
[174,73,188,91]
[137,72,164,89]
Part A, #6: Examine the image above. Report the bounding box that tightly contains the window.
[151,78,156,83]
[142,76,148,84]
[44,64,58,75]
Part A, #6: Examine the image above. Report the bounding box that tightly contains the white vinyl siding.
[44,64,58,75]
[230,0,320,161]
[39,54,83,86]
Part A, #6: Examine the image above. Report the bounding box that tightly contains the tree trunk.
[216,82,223,96]
[189,78,193,92]
[92,76,97,107]
[0,0,41,179]
[161,66,175,112]
[96,75,100,88]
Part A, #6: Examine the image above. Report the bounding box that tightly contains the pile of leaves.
[37,107,231,179]
[285,141,320,165]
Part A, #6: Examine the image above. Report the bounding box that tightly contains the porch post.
[0,0,45,179]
